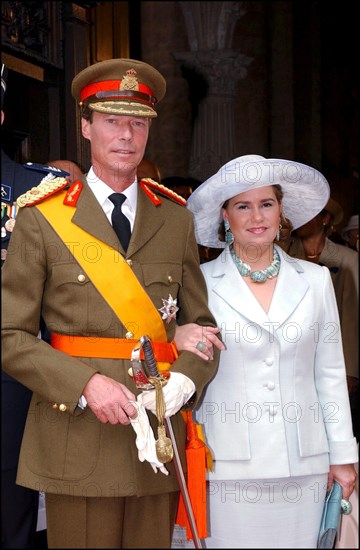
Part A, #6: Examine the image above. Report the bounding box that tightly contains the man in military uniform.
[2,58,220,548]
[1,64,69,548]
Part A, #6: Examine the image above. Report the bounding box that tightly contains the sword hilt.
[140,335,160,378]
[130,338,154,390]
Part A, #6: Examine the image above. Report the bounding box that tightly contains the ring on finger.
[341,499,352,515]
[196,341,207,352]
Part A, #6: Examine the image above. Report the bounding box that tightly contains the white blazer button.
[267,381,275,390]
[265,358,274,366]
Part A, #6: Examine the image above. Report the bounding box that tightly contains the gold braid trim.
[141,178,187,206]
[90,101,157,118]
[16,177,68,207]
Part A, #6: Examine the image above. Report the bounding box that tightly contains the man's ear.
[323,211,332,226]
[81,117,90,140]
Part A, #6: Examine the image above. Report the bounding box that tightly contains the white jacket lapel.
[268,247,310,327]
[209,248,271,327]
[205,246,310,331]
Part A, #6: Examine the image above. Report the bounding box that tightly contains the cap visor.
[89,100,157,118]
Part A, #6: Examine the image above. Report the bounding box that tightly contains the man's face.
[296,212,326,238]
[82,111,149,181]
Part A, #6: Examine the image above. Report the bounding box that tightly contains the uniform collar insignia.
[63,181,83,206]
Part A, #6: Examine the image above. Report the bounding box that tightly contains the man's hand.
[83,373,137,425]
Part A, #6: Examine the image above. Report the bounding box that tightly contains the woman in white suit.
[176,155,358,548]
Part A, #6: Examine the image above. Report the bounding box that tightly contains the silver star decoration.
[158,294,179,324]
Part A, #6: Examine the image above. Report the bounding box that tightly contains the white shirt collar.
[86,166,138,227]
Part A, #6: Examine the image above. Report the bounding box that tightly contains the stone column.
[63,2,93,171]
[174,1,252,181]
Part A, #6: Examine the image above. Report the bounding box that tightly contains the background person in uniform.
[1,63,69,549]
[180,155,357,548]
[1,58,220,549]
[341,214,359,252]
[280,197,359,440]
[46,159,84,184]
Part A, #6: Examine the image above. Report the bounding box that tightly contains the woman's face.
[223,185,281,250]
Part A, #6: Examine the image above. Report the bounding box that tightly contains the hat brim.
[341,215,359,240]
[187,155,330,248]
[89,100,157,118]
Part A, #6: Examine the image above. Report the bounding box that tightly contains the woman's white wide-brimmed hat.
[186,154,330,248]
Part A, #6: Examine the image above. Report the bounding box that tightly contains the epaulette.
[16,174,69,207]
[24,162,70,178]
[140,178,187,206]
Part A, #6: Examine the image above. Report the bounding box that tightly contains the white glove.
[138,372,195,418]
[129,401,168,475]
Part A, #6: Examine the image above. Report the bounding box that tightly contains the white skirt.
[204,474,328,549]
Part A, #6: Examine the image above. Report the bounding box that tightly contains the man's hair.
[81,106,94,122]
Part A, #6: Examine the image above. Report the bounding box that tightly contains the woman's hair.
[218,184,293,242]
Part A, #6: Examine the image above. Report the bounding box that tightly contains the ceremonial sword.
[132,335,202,549]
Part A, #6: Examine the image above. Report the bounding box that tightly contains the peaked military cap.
[71,58,166,118]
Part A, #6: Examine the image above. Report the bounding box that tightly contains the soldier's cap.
[1,63,8,109]
[71,58,166,119]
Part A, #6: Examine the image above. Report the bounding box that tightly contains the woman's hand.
[328,463,357,500]
[175,323,225,361]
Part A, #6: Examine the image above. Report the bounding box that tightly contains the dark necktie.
[109,193,131,251]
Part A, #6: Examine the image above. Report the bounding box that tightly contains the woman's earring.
[276,222,282,241]
[224,220,234,245]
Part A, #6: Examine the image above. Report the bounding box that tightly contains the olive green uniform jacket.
[1,181,219,498]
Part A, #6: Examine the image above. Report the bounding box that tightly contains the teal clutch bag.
[317,481,352,549]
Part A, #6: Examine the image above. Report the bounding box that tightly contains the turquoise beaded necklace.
[230,246,281,283]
